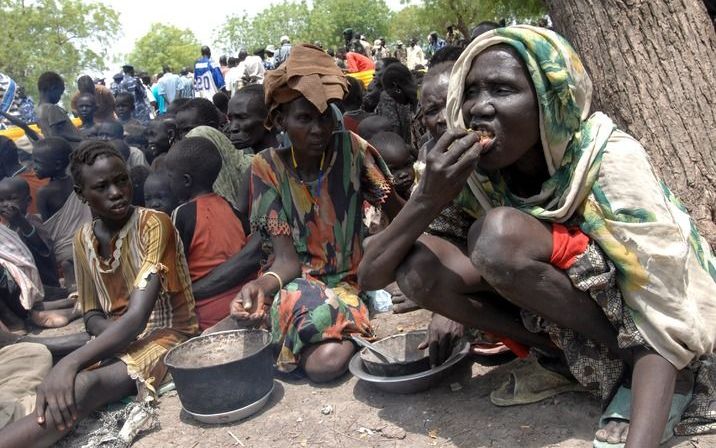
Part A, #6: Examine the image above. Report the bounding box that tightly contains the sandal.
[490,357,585,407]
[592,385,693,447]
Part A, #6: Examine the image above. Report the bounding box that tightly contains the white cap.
[280,35,290,43]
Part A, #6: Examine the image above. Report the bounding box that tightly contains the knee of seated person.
[304,344,350,383]
[395,248,438,306]
[469,207,531,285]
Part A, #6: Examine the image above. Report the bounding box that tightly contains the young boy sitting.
[0,140,198,448]
[32,137,92,291]
[143,171,179,216]
[35,72,82,147]
[165,137,260,331]
[0,177,79,329]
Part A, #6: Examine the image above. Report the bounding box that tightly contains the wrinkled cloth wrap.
[445,25,716,370]
[0,225,43,309]
[264,44,348,125]
[186,126,252,210]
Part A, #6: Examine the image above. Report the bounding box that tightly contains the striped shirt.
[74,207,197,338]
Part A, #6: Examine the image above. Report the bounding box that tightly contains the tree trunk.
[545,0,716,247]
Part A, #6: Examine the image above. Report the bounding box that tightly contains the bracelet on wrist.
[262,271,283,291]
[21,225,36,238]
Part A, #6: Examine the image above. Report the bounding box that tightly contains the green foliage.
[0,0,120,99]
[212,0,547,57]
[307,0,391,48]
[214,0,391,53]
[128,24,200,76]
[416,0,547,37]
[387,5,432,43]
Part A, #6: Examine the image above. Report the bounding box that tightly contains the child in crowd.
[166,137,260,330]
[0,140,198,448]
[143,171,179,216]
[75,92,97,137]
[369,131,415,201]
[0,177,79,329]
[129,165,150,207]
[144,118,176,168]
[0,136,47,215]
[124,122,149,156]
[356,114,393,141]
[35,72,82,148]
[342,76,369,134]
[32,137,92,290]
[114,92,142,129]
[94,121,149,169]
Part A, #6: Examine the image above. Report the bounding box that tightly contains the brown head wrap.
[264,44,348,125]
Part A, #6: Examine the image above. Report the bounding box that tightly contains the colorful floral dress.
[250,131,392,371]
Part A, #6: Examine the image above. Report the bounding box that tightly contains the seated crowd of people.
[0,22,714,448]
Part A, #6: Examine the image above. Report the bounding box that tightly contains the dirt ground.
[42,310,715,448]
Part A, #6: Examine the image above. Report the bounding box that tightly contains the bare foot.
[392,298,420,314]
[390,287,420,314]
[30,308,80,328]
[594,369,694,445]
[595,420,630,445]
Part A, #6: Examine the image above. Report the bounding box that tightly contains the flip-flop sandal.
[490,357,585,407]
[592,385,693,447]
[470,340,512,356]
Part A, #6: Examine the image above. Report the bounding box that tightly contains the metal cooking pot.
[164,329,273,416]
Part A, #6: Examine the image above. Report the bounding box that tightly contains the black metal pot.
[164,329,273,415]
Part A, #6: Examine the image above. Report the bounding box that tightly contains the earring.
[279,131,292,149]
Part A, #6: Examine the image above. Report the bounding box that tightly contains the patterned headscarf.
[264,44,348,125]
[446,25,615,222]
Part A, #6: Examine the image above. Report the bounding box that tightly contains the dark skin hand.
[230,234,300,321]
[0,110,40,141]
[358,129,484,291]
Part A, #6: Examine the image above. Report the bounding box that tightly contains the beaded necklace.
[290,145,326,203]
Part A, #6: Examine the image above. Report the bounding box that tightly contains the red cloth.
[550,223,590,270]
[186,193,253,330]
[346,52,375,73]
[19,170,48,215]
[493,224,590,358]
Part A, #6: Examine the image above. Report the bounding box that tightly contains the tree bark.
[545,0,716,247]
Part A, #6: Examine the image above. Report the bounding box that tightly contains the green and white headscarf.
[446,25,716,369]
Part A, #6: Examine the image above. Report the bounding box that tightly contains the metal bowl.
[360,331,431,377]
[350,338,470,394]
[183,382,275,425]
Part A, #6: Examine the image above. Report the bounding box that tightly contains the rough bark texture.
[546,0,716,247]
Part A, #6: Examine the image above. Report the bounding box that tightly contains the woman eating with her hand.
[358,25,715,447]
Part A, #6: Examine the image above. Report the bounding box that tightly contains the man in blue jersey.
[193,46,225,100]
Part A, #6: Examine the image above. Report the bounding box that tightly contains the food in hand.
[470,128,495,151]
